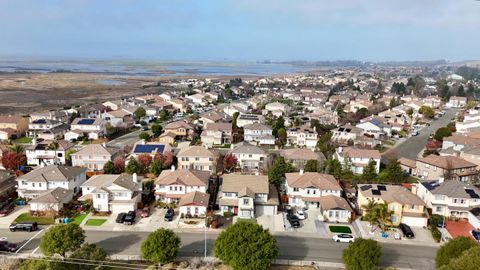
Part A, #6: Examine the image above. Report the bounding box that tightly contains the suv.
[115,212,127,223]
[9,222,38,232]
[0,241,18,252]
[399,223,414,238]
[164,208,175,221]
[123,211,136,225]
[140,207,150,218]
[287,214,300,228]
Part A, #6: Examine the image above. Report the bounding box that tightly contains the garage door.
[111,203,135,213]
[402,216,427,227]
[255,205,277,216]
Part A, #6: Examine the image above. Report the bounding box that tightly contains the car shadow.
[95,233,142,254]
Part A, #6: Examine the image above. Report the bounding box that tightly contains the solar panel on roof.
[360,185,372,191]
[377,185,387,191]
[133,144,165,154]
[371,189,382,195]
[33,119,47,124]
[78,119,95,125]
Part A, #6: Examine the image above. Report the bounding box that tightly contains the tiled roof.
[221,174,269,194]
[281,148,322,161]
[319,195,353,212]
[418,155,477,169]
[337,147,381,159]
[18,165,86,182]
[358,184,425,206]
[155,169,209,186]
[286,172,342,190]
[178,191,209,207]
[30,187,72,204]
[177,146,215,158]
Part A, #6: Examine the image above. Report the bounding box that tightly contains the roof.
[71,118,103,126]
[18,165,86,183]
[221,174,269,194]
[73,143,121,156]
[281,148,322,161]
[358,184,425,206]
[421,180,480,199]
[204,122,232,132]
[26,140,74,151]
[82,174,141,192]
[164,120,193,130]
[337,147,381,159]
[230,141,266,155]
[399,157,417,168]
[179,191,209,207]
[177,146,215,158]
[200,112,225,122]
[0,115,27,124]
[155,169,209,186]
[244,122,272,131]
[132,142,166,155]
[286,172,342,190]
[443,134,480,146]
[418,155,477,169]
[105,109,131,118]
[334,124,362,134]
[30,187,73,204]
[319,195,353,212]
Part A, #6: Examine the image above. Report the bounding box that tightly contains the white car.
[295,210,305,220]
[332,234,355,243]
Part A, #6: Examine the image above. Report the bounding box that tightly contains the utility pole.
[204,224,207,258]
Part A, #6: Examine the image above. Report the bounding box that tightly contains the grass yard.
[14,213,55,225]
[13,137,32,144]
[85,219,107,226]
[329,225,352,234]
[238,218,257,223]
[70,213,88,225]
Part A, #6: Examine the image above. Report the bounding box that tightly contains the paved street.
[383,108,459,161]
[0,229,437,269]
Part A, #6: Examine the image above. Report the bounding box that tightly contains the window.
[96,194,101,199]
[293,187,299,192]
[391,216,398,223]
[195,157,200,161]
[39,183,42,187]
[435,206,443,212]
[390,205,397,211]
[410,205,417,210]
[169,186,173,191]
[243,198,249,205]
[32,183,35,188]
[22,181,26,185]
[195,207,199,214]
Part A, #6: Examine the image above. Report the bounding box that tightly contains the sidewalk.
[0,206,29,227]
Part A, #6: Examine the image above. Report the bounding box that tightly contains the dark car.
[123,211,136,225]
[9,222,38,232]
[116,212,127,224]
[164,208,175,222]
[287,214,300,228]
[471,230,480,242]
[141,126,149,131]
[0,204,14,217]
[437,219,446,228]
[140,207,150,218]
[399,223,414,238]
[0,241,18,252]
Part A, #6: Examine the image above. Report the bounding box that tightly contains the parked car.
[115,212,127,224]
[295,210,305,220]
[164,208,175,222]
[0,204,15,217]
[287,214,300,228]
[0,241,18,252]
[140,207,150,218]
[9,222,38,232]
[123,211,136,225]
[471,230,480,242]
[399,223,414,238]
[437,219,446,228]
[332,234,355,243]
[141,126,149,131]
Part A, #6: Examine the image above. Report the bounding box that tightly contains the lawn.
[85,219,107,226]
[13,137,32,144]
[14,213,55,225]
[81,140,91,145]
[70,213,88,225]
[329,225,352,234]
[237,218,257,223]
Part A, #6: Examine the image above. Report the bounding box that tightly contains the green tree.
[277,127,287,145]
[65,149,76,166]
[150,158,163,176]
[272,116,285,137]
[436,236,477,268]
[125,157,141,174]
[361,199,379,230]
[304,160,318,172]
[445,246,480,270]
[214,221,278,270]
[342,238,382,270]
[232,112,240,129]
[18,260,59,270]
[217,94,225,103]
[384,158,403,183]
[68,243,109,270]
[267,156,294,187]
[374,202,394,232]
[324,158,342,179]
[158,110,170,122]
[40,223,85,257]
[316,131,334,157]
[151,124,163,137]
[391,82,406,95]
[139,132,151,141]
[434,127,452,141]
[134,107,146,119]
[141,228,181,265]
[361,159,377,182]
[457,85,465,97]
[419,105,435,119]
[102,161,115,174]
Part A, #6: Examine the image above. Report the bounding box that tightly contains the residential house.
[415,155,477,182]
[178,191,210,217]
[334,147,381,174]
[228,142,268,173]
[101,109,134,129]
[356,118,391,139]
[446,96,467,108]
[168,99,188,113]
[29,187,73,212]
[422,96,442,108]
[199,111,228,126]
[280,148,325,170]
[331,124,363,145]
[177,146,217,173]
[218,174,279,218]
[26,140,74,166]
[442,134,480,152]
[27,119,69,140]
[79,174,142,213]
[319,195,354,223]
[65,118,106,141]
[460,145,480,167]
[16,165,87,199]
[130,140,171,159]
[263,102,289,117]
[76,104,108,118]
[286,125,318,150]
[201,122,233,147]
[243,123,274,145]
[358,184,428,227]
[236,114,264,128]
[71,143,123,172]
[308,108,339,126]
[0,115,29,140]
[164,121,194,140]
[30,111,69,123]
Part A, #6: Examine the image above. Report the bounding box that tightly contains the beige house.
[154,168,209,203]
[71,143,122,172]
[0,115,29,140]
[416,155,477,182]
[357,184,428,227]
[201,122,233,147]
[280,148,325,170]
[164,121,194,140]
[319,195,354,223]
[177,146,217,173]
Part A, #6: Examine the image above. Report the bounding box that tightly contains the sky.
[1,0,480,62]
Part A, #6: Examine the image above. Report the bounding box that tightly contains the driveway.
[135,208,179,231]
[257,213,284,232]
[356,220,437,246]
[0,206,29,227]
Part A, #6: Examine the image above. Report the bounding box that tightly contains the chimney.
[141,139,146,145]
[40,162,45,168]
[439,177,444,184]
[255,171,259,176]
[132,173,138,183]
[171,165,175,172]
[300,169,304,175]
[32,138,37,145]
[338,146,343,153]
[102,142,106,147]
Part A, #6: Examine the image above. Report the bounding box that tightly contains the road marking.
[31,246,40,254]
[15,229,44,253]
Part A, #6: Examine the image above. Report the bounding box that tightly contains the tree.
[151,124,163,137]
[65,149,76,166]
[374,202,394,232]
[342,238,382,270]
[8,143,24,154]
[137,154,152,172]
[40,223,85,257]
[457,85,465,97]
[125,157,141,174]
[141,228,181,265]
[276,127,287,145]
[362,199,379,230]
[434,127,452,141]
[150,158,163,176]
[134,107,146,119]
[162,151,173,168]
[217,94,225,103]
[18,260,59,270]
[214,221,278,270]
[435,236,477,268]
[272,116,285,137]
[103,161,115,174]
[419,105,435,119]
[316,131,334,157]
[445,246,480,270]
[361,159,377,182]
[304,160,318,172]
[223,154,238,173]
[391,82,406,95]
[384,158,403,183]
[158,110,170,122]
[113,157,125,173]
[232,112,240,128]
[1,151,26,171]
[68,243,109,270]
[267,156,294,186]
[139,132,151,141]
[324,158,342,179]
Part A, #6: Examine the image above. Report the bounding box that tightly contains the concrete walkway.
[0,206,29,227]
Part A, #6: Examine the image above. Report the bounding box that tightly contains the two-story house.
[415,179,480,219]
[331,125,363,145]
[101,109,134,129]
[16,165,87,199]
[27,119,69,140]
[236,114,264,128]
[280,148,326,170]
[201,122,233,147]
[415,155,477,182]
[334,147,381,174]
[177,146,217,173]
[358,184,428,227]
[286,125,318,150]
[65,118,106,141]
[129,140,171,159]
[0,115,29,141]
[263,102,289,117]
[228,142,268,173]
[243,123,275,145]
[218,174,279,218]
[163,121,194,140]
[26,140,74,166]
[356,118,391,139]
[79,173,142,213]
[71,143,123,172]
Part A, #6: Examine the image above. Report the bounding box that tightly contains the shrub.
[436,236,477,268]
[223,211,234,218]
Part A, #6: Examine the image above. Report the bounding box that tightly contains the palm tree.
[374,202,394,232]
[8,144,24,154]
[362,199,379,232]
[46,141,59,150]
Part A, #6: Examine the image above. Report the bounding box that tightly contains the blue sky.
[1,0,480,61]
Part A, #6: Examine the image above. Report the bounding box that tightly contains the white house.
[229,142,268,173]
[66,118,106,141]
[236,114,264,128]
[71,143,122,172]
[263,102,288,117]
[154,168,210,204]
[27,119,69,140]
[286,125,318,150]
[79,174,142,213]
[334,147,381,174]
[26,140,74,166]
[178,191,210,217]
[243,123,274,145]
[29,187,73,212]
[446,96,467,108]
[319,195,353,223]
[356,119,391,139]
